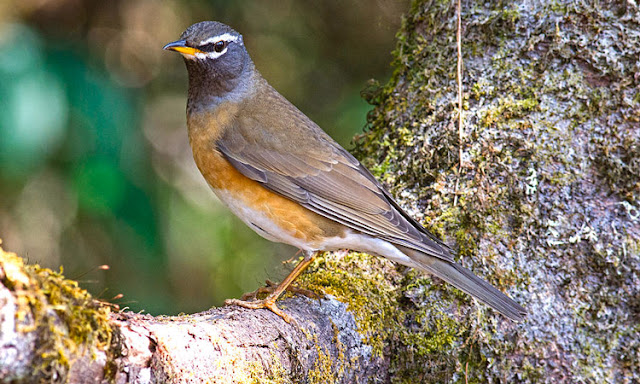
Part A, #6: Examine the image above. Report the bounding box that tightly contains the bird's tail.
[397,246,527,321]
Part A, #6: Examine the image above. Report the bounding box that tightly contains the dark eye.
[214,41,226,52]
[200,40,227,53]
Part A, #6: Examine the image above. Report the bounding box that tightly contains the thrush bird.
[164,21,526,323]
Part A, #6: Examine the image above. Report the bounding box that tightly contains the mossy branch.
[0,245,387,383]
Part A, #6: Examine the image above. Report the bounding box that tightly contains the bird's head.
[164,21,252,101]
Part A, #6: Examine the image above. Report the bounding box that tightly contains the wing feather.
[216,94,453,262]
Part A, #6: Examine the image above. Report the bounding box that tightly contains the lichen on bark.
[0,242,112,382]
[337,0,639,382]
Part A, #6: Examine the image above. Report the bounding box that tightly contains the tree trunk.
[1,0,639,382]
[355,0,640,382]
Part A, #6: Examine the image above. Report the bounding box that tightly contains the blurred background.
[0,0,408,315]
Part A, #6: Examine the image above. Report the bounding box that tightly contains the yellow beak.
[163,40,202,56]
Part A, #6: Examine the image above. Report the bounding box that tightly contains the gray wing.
[217,94,452,262]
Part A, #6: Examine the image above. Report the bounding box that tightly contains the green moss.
[593,133,640,202]
[0,244,112,382]
[351,0,640,381]
[246,356,290,384]
[479,96,540,128]
[298,252,401,357]
[297,251,494,382]
[307,344,337,383]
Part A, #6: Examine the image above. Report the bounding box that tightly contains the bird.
[163,21,526,323]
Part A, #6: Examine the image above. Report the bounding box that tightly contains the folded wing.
[217,94,453,262]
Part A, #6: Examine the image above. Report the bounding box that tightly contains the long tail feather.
[398,246,527,321]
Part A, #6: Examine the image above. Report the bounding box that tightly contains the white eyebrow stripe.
[198,33,240,46]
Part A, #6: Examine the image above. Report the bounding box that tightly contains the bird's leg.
[224,251,318,323]
[240,279,319,301]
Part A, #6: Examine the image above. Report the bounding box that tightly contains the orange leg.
[224,251,317,323]
[239,279,319,301]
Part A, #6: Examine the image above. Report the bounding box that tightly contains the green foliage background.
[0,0,408,314]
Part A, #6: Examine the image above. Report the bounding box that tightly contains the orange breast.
[187,106,345,247]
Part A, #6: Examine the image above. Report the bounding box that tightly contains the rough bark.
[0,246,384,383]
[355,0,640,382]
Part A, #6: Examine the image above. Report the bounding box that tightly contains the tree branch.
[0,246,385,383]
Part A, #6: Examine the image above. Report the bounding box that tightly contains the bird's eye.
[200,40,228,53]
[214,41,226,52]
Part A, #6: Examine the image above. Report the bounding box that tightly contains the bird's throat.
[184,59,254,116]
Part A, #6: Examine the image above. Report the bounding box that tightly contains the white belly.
[211,188,314,250]
[211,188,418,268]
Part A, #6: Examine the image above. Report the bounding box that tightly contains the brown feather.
[187,99,346,245]
[217,76,453,262]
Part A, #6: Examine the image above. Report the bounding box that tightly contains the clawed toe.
[224,252,318,324]
[224,297,293,323]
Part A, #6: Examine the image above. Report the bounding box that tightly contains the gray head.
[164,21,254,109]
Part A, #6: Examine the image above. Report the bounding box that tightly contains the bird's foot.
[224,296,293,323]
[240,279,320,301]
[225,251,320,324]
